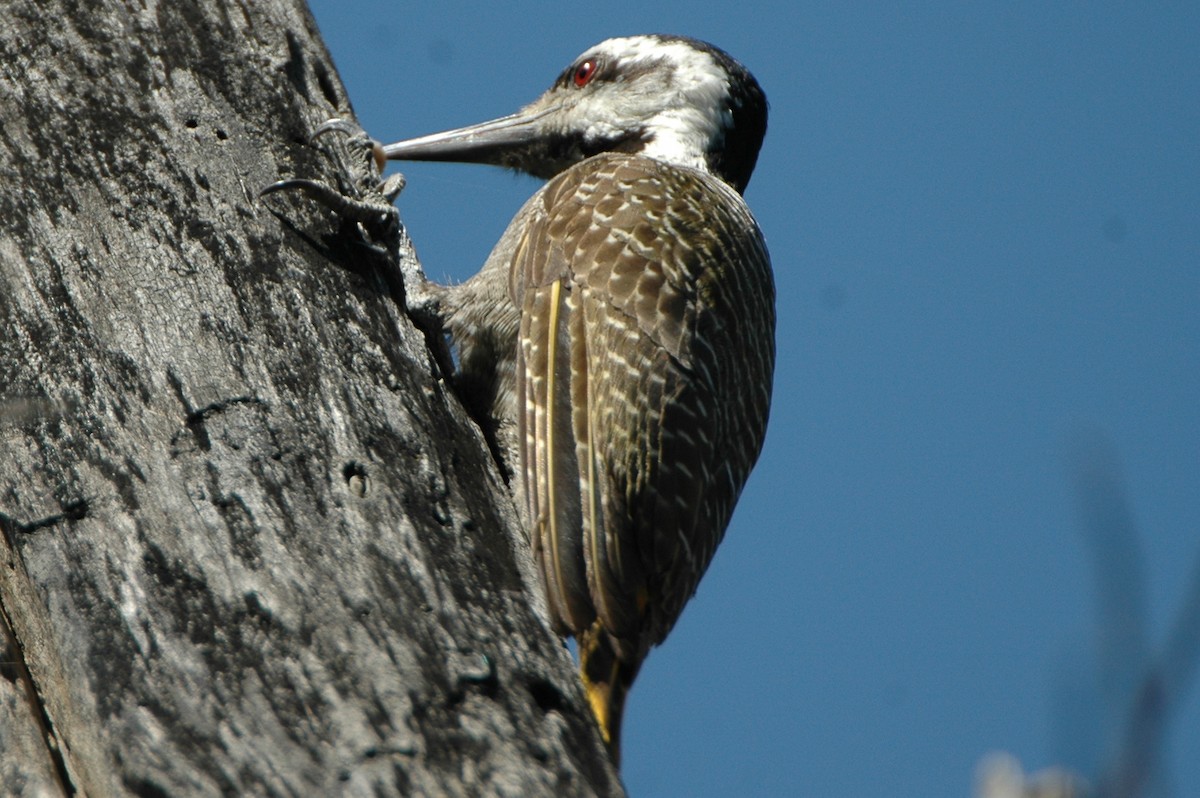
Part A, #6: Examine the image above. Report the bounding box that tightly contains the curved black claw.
[312,117,368,141]
[312,117,367,141]
[260,177,397,226]
[263,116,403,212]
[312,118,388,175]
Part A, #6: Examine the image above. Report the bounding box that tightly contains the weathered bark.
[0,1,622,795]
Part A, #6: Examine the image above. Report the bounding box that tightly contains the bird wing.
[514,153,775,651]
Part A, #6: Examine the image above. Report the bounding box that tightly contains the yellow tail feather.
[579,623,640,767]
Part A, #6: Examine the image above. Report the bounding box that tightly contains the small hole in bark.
[527,677,566,714]
[343,461,369,497]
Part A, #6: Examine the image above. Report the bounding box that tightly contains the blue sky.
[307,3,1200,795]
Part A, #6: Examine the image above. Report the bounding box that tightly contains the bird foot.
[262,118,444,318]
[262,118,456,386]
[261,117,403,234]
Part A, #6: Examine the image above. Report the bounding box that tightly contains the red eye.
[573,59,597,87]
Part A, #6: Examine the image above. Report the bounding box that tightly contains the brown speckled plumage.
[513,153,773,656]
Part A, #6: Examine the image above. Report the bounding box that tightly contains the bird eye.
[573,59,598,87]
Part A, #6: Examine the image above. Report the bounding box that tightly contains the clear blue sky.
[308,3,1200,795]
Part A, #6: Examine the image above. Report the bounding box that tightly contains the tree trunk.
[0,1,622,795]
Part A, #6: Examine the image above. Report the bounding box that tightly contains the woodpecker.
[348,35,772,763]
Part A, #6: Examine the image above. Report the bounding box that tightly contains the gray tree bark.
[0,1,622,795]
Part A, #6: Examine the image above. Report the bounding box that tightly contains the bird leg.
[262,115,446,324]
[261,118,451,375]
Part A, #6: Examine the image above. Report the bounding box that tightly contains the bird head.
[382,35,768,194]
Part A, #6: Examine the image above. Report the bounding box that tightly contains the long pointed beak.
[381,107,556,167]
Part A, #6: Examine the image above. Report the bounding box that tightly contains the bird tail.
[579,621,641,766]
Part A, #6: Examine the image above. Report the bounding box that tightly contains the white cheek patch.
[571,37,733,171]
